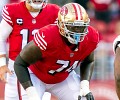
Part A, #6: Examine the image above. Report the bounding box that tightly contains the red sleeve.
[34,30,47,51]
[33,25,58,58]
[1,4,14,27]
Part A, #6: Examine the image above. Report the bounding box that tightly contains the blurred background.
[0,0,120,100]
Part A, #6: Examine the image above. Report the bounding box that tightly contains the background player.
[14,3,99,100]
[113,35,120,99]
[0,0,60,100]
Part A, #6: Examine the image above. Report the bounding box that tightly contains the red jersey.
[32,25,99,84]
[2,1,60,60]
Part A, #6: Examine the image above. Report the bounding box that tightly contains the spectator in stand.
[89,0,112,23]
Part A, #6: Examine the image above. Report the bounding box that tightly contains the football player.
[14,3,99,100]
[113,35,120,99]
[0,0,60,100]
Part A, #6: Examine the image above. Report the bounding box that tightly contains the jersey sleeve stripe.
[34,34,46,50]
[34,32,47,50]
[37,33,47,46]
[2,6,13,24]
[34,36,44,50]
[2,10,11,20]
[2,15,13,24]
[3,6,9,15]
[36,33,47,49]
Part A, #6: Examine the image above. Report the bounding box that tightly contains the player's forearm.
[80,61,94,81]
[14,54,33,89]
[80,52,94,81]
[0,40,7,55]
[0,19,13,55]
[14,55,40,100]
[0,26,9,66]
[79,62,95,99]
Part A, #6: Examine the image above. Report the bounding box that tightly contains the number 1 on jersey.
[20,29,38,49]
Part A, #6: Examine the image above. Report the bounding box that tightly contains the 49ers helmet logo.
[60,6,68,16]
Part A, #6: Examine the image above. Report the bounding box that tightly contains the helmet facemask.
[59,20,89,44]
[26,0,47,10]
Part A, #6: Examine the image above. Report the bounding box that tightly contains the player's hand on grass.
[78,80,94,100]
[85,92,94,100]
[78,95,81,100]
[78,92,94,100]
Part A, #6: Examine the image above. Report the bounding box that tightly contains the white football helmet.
[58,3,90,44]
[26,0,48,9]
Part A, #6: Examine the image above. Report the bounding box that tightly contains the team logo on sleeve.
[16,18,23,25]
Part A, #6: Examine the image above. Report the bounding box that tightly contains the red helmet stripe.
[72,3,82,20]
